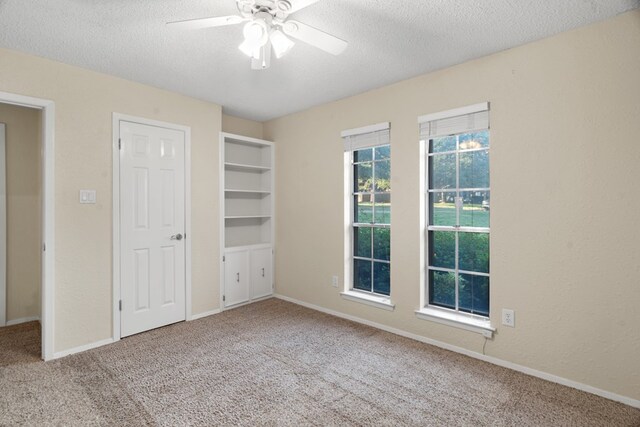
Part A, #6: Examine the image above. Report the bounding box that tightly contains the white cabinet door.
[224,250,249,307]
[251,247,272,299]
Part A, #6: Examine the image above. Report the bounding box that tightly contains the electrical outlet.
[502,309,515,327]
[331,275,339,288]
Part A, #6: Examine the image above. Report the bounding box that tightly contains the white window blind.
[419,102,489,139]
[342,122,390,152]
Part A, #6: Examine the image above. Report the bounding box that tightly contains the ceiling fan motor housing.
[238,0,291,22]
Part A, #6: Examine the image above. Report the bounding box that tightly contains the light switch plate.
[79,189,96,204]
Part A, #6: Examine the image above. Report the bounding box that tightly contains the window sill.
[341,290,395,311]
[415,307,495,338]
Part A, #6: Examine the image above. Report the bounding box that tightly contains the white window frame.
[416,103,494,336]
[341,123,394,311]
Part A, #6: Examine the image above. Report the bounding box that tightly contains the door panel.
[133,248,150,312]
[121,121,186,337]
[133,168,149,229]
[161,170,175,227]
[224,251,249,307]
[161,246,176,305]
[251,247,272,299]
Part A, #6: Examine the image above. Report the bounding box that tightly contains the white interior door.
[120,121,186,337]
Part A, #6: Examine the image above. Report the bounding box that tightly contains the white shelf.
[225,215,271,220]
[222,132,273,254]
[225,242,272,250]
[224,162,270,172]
[224,135,272,148]
[225,189,270,194]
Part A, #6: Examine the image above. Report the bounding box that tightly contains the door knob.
[170,233,183,241]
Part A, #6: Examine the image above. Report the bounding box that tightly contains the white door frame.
[112,113,192,342]
[0,91,55,361]
[0,124,6,327]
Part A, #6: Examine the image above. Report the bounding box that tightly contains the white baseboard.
[52,338,114,360]
[274,293,640,409]
[190,308,221,321]
[5,316,40,326]
[52,308,224,360]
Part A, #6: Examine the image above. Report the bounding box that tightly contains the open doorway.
[0,91,54,361]
[0,103,42,362]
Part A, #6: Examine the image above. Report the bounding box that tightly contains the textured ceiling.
[0,0,638,121]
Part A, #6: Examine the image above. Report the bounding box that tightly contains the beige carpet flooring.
[1,298,639,426]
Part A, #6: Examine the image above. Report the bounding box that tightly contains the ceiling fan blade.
[288,0,321,13]
[167,15,244,30]
[282,20,347,55]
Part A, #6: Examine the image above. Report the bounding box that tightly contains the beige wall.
[0,104,42,322]
[0,48,222,352]
[264,10,640,401]
[222,114,264,139]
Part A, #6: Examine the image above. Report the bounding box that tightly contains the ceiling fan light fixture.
[243,19,268,41]
[239,19,269,57]
[238,39,259,58]
[270,29,294,59]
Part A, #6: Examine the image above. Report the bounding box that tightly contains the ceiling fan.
[167,0,348,70]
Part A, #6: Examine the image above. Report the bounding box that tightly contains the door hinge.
[223,295,226,302]
[118,138,121,150]
[43,243,46,251]
[223,255,225,262]
[119,300,122,311]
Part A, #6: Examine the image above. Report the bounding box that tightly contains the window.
[342,123,391,300]
[420,104,490,320]
[352,145,391,295]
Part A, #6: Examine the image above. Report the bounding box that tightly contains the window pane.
[354,195,373,223]
[374,160,390,192]
[373,227,390,261]
[430,136,456,153]
[428,231,455,269]
[354,148,373,163]
[458,131,489,151]
[459,191,490,228]
[354,227,371,258]
[354,162,373,192]
[373,193,391,224]
[429,270,455,309]
[373,262,390,295]
[458,273,489,316]
[459,150,489,189]
[429,153,456,190]
[458,232,489,274]
[429,191,457,226]
[353,259,372,292]
[374,145,390,160]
